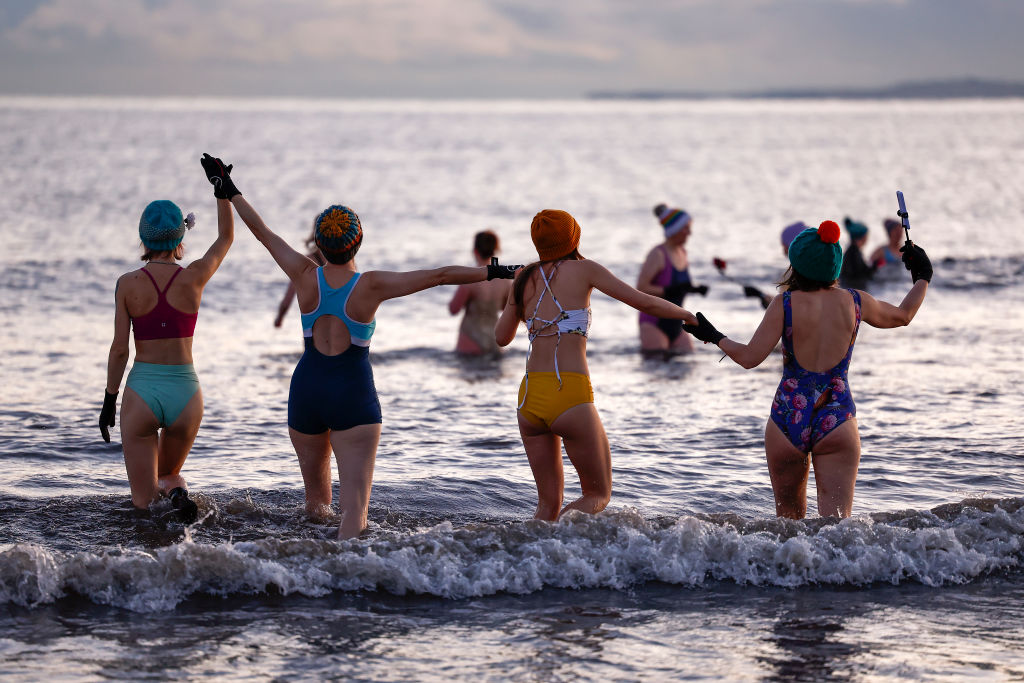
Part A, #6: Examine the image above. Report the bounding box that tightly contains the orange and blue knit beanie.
[314,205,362,260]
[531,210,581,261]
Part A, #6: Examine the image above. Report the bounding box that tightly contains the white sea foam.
[2,500,1021,612]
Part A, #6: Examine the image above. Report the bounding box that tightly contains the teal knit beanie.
[788,220,843,283]
[844,216,869,239]
[139,200,187,251]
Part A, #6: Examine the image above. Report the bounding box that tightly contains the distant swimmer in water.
[683,220,931,519]
[870,218,908,282]
[780,221,805,258]
[449,230,511,356]
[208,155,521,539]
[99,172,235,522]
[496,210,697,520]
[636,204,709,357]
[274,228,326,328]
[839,217,875,291]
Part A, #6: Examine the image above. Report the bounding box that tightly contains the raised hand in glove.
[899,242,932,283]
[99,390,117,443]
[682,312,726,345]
[688,283,709,296]
[200,153,241,200]
[486,257,523,280]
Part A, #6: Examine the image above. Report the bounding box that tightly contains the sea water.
[1,97,1023,680]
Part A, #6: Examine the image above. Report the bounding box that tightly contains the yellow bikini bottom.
[517,371,594,429]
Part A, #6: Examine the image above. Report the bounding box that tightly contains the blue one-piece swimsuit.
[769,290,861,453]
[288,269,381,435]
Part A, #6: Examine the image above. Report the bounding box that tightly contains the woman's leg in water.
[810,418,861,518]
[156,389,203,493]
[551,403,612,517]
[290,427,333,519]
[518,414,564,521]
[765,420,811,519]
[639,322,669,356]
[120,387,162,509]
[329,423,381,539]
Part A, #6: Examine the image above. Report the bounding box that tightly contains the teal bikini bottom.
[125,362,200,427]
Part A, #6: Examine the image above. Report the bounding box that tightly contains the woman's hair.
[140,243,184,262]
[473,230,499,259]
[512,249,583,320]
[776,266,835,292]
[322,245,359,265]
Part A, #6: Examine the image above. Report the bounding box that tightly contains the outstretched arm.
[232,194,318,282]
[716,295,785,368]
[363,266,488,307]
[589,261,697,323]
[200,152,315,283]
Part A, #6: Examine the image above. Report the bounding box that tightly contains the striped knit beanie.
[139,200,188,251]
[314,205,362,261]
[655,205,691,237]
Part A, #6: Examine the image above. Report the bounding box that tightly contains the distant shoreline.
[589,78,1024,100]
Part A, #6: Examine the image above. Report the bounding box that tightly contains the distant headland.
[589,78,1024,100]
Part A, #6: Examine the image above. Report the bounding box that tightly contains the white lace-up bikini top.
[519,262,592,408]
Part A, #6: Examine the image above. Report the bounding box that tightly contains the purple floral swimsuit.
[769,289,861,453]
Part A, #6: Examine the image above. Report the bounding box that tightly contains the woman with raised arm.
[98,177,234,522]
[201,155,519,539]
[682,220,932,519]
[495,210,697,520]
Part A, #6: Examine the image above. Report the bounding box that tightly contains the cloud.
[0,0,1021,96]
[3,0,619,66]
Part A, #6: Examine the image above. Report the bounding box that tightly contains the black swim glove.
[200,153,241,200]
[688,283,709,296]
[486,257,522,280]
[743,285,772,310]
[899,242,932,283]
[99,390,117,443]
[682,312,726,346]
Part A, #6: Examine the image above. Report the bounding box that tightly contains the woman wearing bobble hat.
[99,187,234,522]
[636,204,709,357]
[201,155,520,539]
[683,220,932,519]
[496,210,698,520]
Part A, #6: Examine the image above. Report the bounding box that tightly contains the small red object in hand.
[713,257,727,271]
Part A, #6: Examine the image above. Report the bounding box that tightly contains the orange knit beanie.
[530,210,581,261]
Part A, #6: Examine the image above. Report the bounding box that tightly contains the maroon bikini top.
[131,267,198,341]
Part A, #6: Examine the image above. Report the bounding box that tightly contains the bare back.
[519,260,593,376]
[788,287,858,372]
[121,264,203,364]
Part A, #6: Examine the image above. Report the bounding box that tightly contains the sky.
[0,0,1022,98]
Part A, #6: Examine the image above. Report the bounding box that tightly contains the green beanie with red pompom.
[788,220,843,283]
